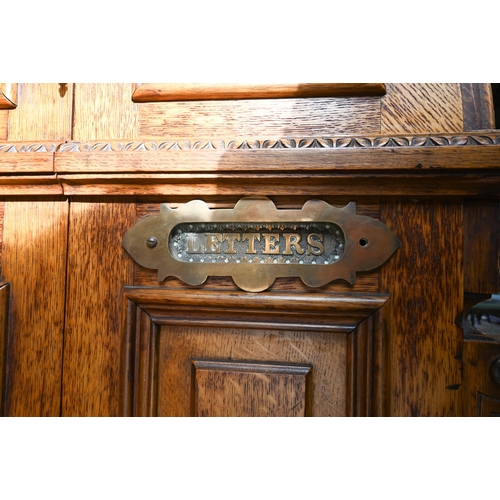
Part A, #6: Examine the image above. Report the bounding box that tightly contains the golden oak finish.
[463,340,500,416]
[0,283,9,416]
[192,360,312,417]
[1,199,68,416]
[0,83,17,109]
[463,199,499,294]
[7,84,73,141]
[0,147,55,173]
[381,83,464,134]
[138,97,382,139]
[0,83,498,417]
[380,199,464,416]
[72,84,140,141]
[0,176,63,196]
[0,112,7,141]
[132,83,387,102]
[62,199,135,416]
[461,83,495,131]
[122,288,388,416]
[54,137,500,174]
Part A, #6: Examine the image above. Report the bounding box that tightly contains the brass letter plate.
[122,197,399,292]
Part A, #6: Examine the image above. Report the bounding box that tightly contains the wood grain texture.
[0,283,9,416]
[0,111,7,140]
[158,324,347,417]
[133,83,386,102]
[138,97,381,139]
[57,172,500,198]
[0,84,17,109]
[463,199,499,294]
[54,142,500,174]
[380,199,464,416]
[347,310,389,417]
[0,150,54,173]
[192,360,312,417]
[122,287,388,416]
[381,83,464,134]
[72,84,140,141]
[7,84,73,141]
[462,340,500,416]
[62,199,135,416]
[0,176,62,195]
[1,199,68,416]
[461,83,495,131]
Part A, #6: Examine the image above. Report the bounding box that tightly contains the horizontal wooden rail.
[132,83,386,103]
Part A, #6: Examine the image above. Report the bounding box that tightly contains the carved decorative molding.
[0,133,498,155]
[54,133,500,153]
[0,143,57,153]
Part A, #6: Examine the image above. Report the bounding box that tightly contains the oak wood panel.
[133,83,387,102]
[0,201,3,273]
[0,176,63,195]
[57,171,500,198]
[0,111,7,140]
[0,283,9,416]
[381,83,463,134]
[0,150,54,174]
[72,84,140,141]
[158,324,347,417]
[379,199,464,416]
[463,199,499,294]
[62,199,136,416]
[7,84,73,141]
[1,199,68,416]
[54,143,500,173]
[122,288,388,416]
[138,97,382,139]
[192,360,312,417]
[462,340,500,416]
[461,83,495,131]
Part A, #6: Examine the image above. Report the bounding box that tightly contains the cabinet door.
[121,288,389,417]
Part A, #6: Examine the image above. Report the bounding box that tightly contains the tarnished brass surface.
[122,197,399,292]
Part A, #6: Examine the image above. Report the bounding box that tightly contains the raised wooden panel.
[379,198,464,416]
[192,360,312,417]
[121,288,389,417]
[138,97,382,139]
[7,84,73,141]
[477,392,500,417]
[72,84,140,141]
[62,199,136,416]
[0,283,10,416]
[461,83,495,131]
[1,199,68,416]
[381,83,463,134]
[463,199,499,294]
[463,340,500,416]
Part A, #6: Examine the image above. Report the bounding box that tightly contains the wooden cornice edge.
[0,91,17,109]
[132,83,387,103]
